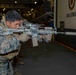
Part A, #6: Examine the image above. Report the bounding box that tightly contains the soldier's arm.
[0,35,20,54]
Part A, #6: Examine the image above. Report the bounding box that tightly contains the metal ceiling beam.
[0,0,38,3]
[0,4,27,8]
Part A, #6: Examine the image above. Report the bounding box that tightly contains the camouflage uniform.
[0,22,20,75]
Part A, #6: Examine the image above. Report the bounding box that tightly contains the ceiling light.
[34,1,37,4]
[31,8,33,11]
[15,1,17,3]
[3,8,6,11]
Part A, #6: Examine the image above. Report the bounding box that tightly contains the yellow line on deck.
[55,41,76,52]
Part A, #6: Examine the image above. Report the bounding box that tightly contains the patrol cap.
[5,10,23,22]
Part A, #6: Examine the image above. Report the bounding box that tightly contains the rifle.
[0,22,76,46]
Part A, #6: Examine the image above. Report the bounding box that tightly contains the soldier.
[0,10,30,75]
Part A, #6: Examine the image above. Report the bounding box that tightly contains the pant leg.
[0,60,14,75]
[0,61,8,75]
[7,61,14,75]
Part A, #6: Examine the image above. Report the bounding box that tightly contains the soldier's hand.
[18,33,30,42]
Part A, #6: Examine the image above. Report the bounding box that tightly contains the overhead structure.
[0,0,54,23]
[31,0,54,23]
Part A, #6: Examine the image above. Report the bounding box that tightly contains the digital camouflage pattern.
[0,22,20,75]
[0,58,13,75]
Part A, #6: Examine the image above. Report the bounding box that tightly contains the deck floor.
[17,41,76,75]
